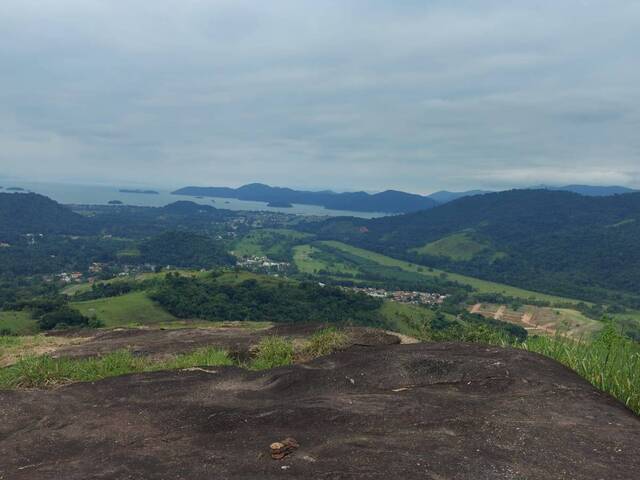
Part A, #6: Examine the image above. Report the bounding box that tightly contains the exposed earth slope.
[1,341,638,479]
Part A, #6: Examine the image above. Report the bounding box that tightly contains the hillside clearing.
[320,241,583,305]
[72,291,177,327]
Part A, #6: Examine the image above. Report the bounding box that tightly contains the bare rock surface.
[47,324,399,361]
[1,342,639,479]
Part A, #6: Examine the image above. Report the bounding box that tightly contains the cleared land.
[293,244,359,276]
[411,232,490,261]
[470,303,602,339]
[72,291,177,327]
[233,229,313,259]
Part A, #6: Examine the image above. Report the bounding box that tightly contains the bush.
[303,327,349,358]
[249,336,295,370]
[38,307,89,330]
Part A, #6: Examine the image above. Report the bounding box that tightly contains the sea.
[0,180,387,219]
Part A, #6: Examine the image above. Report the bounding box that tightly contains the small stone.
[270,437,300,460]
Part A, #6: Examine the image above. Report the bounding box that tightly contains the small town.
[236,255,291,273]
[347,286,448,306]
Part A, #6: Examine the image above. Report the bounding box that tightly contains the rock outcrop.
[1,342,639,479]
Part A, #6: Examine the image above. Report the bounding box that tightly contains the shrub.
[303,327,349,358]
[38,307,89,330]
[249,336,295,370]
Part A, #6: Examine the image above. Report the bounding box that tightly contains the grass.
[233,229,313,259]
[0,310,38,335]
[521,326,640,415]
[0,347,234,389]
[293,244,360,276]
[71,291,177,327]
[411,232,489,261]
[248,336,295,370]
[321,241,582,305]
[379,302,436,337]
[302,327,349,358]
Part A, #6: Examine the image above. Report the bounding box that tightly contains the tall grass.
[520,324,640,414]
[0,347,233,389]
[303,327,349,358]
[248,336,295,370]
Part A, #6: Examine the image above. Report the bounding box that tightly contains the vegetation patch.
[411,232,490,261]
[321,241,580,305]
[72,291,177,327]
[302,327,349,358]
[0,311,38,336]
[233,229,313,261]
[248,336,295,370]
[521,325,640,415]
[0,347,233,389]
[293,244,360,276]
[150,274,383,325]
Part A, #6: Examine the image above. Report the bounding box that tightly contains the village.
[346,286,448,306]
[235,255,292,274]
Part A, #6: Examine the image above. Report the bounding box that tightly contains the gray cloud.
[1,0,639,193]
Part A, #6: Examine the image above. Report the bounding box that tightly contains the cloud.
[0,0,639,193]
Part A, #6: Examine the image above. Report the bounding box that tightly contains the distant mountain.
[172,183,438,213]
[427,190,493,203]
[542,185,638,196]
[0,193,89,240]
[309,189,640,305]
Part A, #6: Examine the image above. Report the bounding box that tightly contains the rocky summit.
[1,342,638,479]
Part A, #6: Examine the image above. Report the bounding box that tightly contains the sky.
[1,0,639,194]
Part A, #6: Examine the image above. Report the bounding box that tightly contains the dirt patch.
[1,342,638,479]
[0,335,89,368]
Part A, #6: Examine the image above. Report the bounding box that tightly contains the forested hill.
[308,190,640,304]
[0,193,89,240]
[172,183,439,213]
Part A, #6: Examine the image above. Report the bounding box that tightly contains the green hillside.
[411,232,490,261]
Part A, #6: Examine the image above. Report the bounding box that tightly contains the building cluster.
[348,287,448,306]
[236,256,291,273]
[56,271,84,283]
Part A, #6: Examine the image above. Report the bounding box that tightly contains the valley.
[1,189,640,480]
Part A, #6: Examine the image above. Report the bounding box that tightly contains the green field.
[293,244,360,276]
[0,311,38,335]
[72,291,177,327]
[379,301,435,337]
[233,229,313,260]
[320,241,583,305]
[411,232,489,261]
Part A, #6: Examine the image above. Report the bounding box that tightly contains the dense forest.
[151,274,384,325]
[139,231,235,268]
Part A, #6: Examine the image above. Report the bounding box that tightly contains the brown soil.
[1,342,638,479]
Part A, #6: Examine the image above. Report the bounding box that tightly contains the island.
[6,187,25,191]
[267,201,293,208]
[108,200,124,205]
[119,189,159,195]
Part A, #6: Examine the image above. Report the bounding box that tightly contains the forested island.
[119,189,159,195]
[267,201,293,208]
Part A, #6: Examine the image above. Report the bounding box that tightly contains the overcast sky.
[1,1,639,194]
